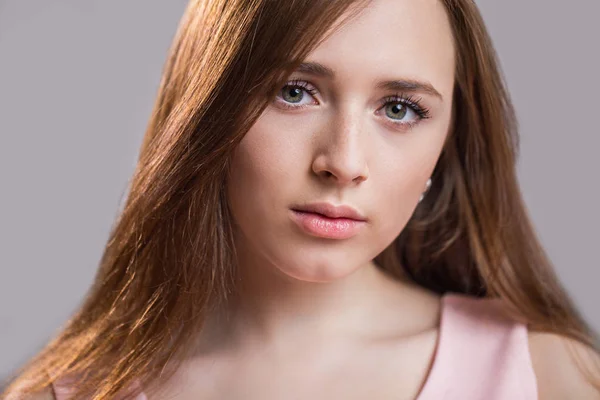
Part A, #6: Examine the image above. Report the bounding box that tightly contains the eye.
[273,79,319,110]
[272,80,432,130]
[384,103,415,122]
[378,93,431,129]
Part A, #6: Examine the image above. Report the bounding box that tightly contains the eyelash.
[274,79,432,129]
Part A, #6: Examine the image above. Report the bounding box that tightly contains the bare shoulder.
[528,331,600,399]
[28,387,56,400]
[2,386,56,400]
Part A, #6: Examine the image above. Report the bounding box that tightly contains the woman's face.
[228,0,455,282]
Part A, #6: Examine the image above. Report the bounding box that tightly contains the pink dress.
[52,293,538,399]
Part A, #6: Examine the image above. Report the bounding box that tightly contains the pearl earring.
[418,178,432,203]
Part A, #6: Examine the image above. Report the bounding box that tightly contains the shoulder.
[27,387,57,400]
[2,386,56,400]
[528,331,600,399]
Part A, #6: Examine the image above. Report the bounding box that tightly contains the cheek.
[372,168,421,239]
[227,140,272,226]
[227,119,305,228]
[371,138,444,237]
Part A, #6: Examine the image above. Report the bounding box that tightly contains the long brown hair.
[3,0,599,398]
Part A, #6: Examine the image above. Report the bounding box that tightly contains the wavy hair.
[3,0,599,398]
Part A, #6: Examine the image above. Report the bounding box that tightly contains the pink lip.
[289,203,367,240]
[291,202,367,221]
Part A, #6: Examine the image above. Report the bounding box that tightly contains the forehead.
[303,0,455,98]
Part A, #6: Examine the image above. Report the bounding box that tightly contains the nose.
[311,111,370,186]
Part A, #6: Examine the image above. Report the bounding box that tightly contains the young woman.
[4,0,600,399]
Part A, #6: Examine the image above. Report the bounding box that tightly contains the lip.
[289,202,367,240]
[291,202,367,221]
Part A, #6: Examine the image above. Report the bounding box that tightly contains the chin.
[271,250,366,283]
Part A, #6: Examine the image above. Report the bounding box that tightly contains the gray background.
[1,0,598,383]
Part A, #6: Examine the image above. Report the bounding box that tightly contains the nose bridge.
[312,104,369,184]
[332,111,364,159]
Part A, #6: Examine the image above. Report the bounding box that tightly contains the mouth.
[290,202,367,221]
[289,202,367,239]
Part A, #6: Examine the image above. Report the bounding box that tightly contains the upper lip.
[292,202,367,221]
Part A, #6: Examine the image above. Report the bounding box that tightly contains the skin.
[8,0,599,399]
[226,0,454,332]
[156,0,455,398]
[71,0,597,399]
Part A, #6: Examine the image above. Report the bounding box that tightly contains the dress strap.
[417,293,538,400]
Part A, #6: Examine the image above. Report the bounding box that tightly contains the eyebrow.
[294,61,443,101]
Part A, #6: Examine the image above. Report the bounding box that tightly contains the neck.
[234,257,387,337]
[194,236,430,355]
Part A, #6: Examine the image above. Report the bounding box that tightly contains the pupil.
[284,87,303,102]
[388,103,407,119]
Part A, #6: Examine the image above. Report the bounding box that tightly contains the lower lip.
[290,210,366,239]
